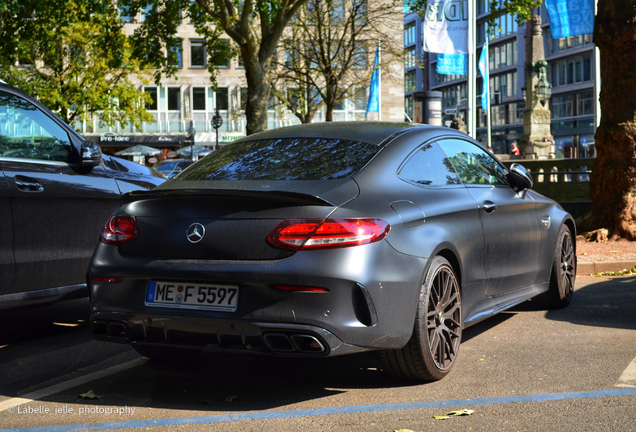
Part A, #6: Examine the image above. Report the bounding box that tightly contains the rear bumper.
[89,240,428,356]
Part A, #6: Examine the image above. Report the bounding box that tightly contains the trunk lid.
[117,179,358,260]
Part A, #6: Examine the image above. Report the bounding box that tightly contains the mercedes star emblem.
[186,223,205,244]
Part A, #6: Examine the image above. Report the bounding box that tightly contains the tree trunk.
[579,0,636,239]
[244,56,270,135]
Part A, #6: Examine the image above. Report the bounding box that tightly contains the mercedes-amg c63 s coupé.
[89,122,576,381]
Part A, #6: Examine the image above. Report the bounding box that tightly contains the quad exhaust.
[263,332,327,355]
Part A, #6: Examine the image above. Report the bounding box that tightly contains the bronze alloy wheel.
[541,225,576,309]
[426,263,462,371]
[558,229,576,298]
[379,256,462,381]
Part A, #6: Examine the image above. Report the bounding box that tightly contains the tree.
[578,0,636,240]
[271,0,402,123]
[0,0,154,129]
[122,0,311,135]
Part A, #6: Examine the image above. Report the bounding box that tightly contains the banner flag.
[437,53,467,75]
[478,39,489,110]
[545,0,594,38]
[366,44,380,114]
[423,0,469,54]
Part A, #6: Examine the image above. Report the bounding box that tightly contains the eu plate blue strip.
[4,387,636,432]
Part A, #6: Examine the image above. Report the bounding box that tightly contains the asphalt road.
[1,275,635,432]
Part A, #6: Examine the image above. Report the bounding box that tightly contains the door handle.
[483,201,496,213]
[15,176,44,193]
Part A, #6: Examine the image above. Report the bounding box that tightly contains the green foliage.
[0,0,154,129]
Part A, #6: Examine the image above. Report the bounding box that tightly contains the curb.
[577,260,636,276]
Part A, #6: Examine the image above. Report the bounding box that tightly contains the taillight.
[100,215,138,245]
[267,218,390,251]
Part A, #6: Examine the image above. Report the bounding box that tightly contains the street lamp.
[535,77,552,106]
[211,108,223,151]
[187,121,196,161]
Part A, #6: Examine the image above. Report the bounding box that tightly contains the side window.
[0,92,72,162]
[438,139,509,186]
[398,142,462,186]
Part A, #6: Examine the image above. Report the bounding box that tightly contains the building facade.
[79,6,404,160]
[404,3,597,158]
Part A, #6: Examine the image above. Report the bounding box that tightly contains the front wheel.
[540,224,576,309]
[380,256,462,381]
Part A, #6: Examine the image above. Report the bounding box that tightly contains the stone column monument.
[521,15,555,159]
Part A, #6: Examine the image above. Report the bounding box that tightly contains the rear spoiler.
[123,188,335,206]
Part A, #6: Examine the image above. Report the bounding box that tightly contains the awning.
[83,133,187,146]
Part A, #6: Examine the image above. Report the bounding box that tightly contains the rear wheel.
[380,256,462,381]
[540,225,575,309]
[133,345,201,363]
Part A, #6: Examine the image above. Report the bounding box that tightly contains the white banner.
[423,0,470,54]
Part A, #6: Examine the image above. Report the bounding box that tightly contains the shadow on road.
[544,276,636,331]
[0,298,91,347]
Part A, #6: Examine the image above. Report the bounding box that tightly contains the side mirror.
[508,163,533,191]
[81,142,103,169]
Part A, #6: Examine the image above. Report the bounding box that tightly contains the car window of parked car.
[0,91,73,162]
[175,138,381,181]
[438,139,509,187]
[398,142,462,187]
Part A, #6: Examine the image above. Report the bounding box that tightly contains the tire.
[380,256,462,381]
[133,345,201,363]
[540,224,576,309]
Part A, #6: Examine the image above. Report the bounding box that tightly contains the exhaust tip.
[290,334,325,353]
[263,333,295,352]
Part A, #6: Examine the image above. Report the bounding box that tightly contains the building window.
[351,86,367,111]
[552,94,573,119]
[405,70,416,92]
[405,47,417,69]
[169,43,183,68]
[211,39,231,68]
[216,88,229,110]
[190,40,206,67]
[167,87,180,111]
[551,34,592,54]
[489,41,517,71]
[145,87,158,110]
[551,54,592,88]
[192,87,206,111]
[404,22,416,47]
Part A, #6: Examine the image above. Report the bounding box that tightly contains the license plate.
[145,281,239,312]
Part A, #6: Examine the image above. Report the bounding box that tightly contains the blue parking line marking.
[4,387,636,432]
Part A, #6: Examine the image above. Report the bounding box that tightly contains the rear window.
[175,138,381,181]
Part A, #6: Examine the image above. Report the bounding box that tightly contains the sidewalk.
[577,240,636,276]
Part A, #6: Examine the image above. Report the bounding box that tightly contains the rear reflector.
[267,218,390,251]
[274,285,329,292]
[92,277,122,283]
[100,215,138,245]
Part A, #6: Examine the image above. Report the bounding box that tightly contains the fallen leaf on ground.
[224,395,238,403]
[433,409,475,420]
[78,389,103,400]
[446,409,474,416]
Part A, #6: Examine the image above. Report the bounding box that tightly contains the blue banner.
[436,53,467,75]
[545,0,594,38]
[478,40,489,110]
[366,45,380,114]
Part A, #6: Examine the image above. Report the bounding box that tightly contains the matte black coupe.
[89,122,576,381]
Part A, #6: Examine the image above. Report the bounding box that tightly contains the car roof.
[234,122,434,146]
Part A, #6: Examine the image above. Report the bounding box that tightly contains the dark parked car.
[0,82,165,310]
[152,159,194,178]
[88,122,576,381]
